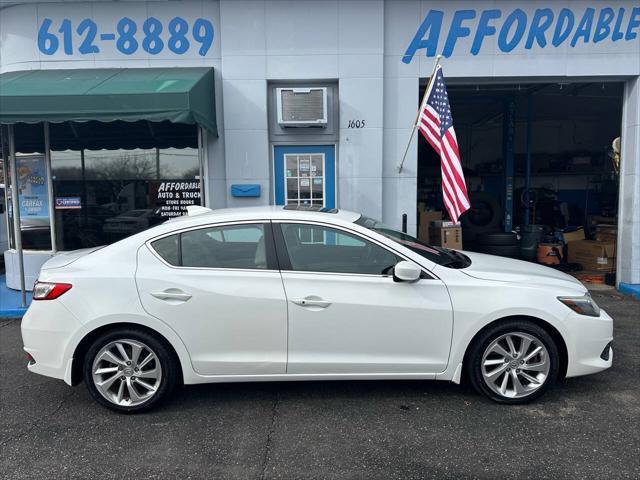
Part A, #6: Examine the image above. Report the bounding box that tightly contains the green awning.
[0,67,216,135]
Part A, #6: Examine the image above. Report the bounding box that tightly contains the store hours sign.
[38,16,214,57]
[151,181,201,218]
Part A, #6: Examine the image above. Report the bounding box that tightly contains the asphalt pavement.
[1,290,639,479]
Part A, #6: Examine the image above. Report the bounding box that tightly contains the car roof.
[164,205,361,227]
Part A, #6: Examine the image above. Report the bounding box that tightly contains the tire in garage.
[475,244,521,258]
[460,192,503,233]
[460,192,503,245]
[475,232,519,246]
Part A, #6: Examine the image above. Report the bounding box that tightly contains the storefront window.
[6,124,52,251]
[51,147,200,250]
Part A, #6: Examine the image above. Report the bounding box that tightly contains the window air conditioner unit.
[276,87,328,127]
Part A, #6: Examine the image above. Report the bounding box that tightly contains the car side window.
[151,224,268,269]
[279,223,400,275]
[151,234,180,266]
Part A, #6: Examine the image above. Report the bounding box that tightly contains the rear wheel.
[83,329,177,413]
[467,320,560,404]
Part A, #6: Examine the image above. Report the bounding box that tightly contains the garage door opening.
[417,81,623,282]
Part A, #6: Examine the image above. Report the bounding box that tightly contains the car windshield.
[354,215,471,268]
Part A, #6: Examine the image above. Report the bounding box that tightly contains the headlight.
[557,293,600,317]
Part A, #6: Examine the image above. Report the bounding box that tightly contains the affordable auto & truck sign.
[403,5,640,62]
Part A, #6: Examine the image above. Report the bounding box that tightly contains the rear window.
[150,224,268,270]
[151,235,180,266]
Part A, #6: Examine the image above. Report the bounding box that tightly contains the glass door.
[284,153,325,207]
[274,145,335,210]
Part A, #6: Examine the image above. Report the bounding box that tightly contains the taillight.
[32,281,72,300]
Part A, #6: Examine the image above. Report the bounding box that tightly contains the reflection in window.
[151,224,268,270]
[51,147,200,251]
[280,223,399,275]
[151,234,180,266]
[181,224,266,269]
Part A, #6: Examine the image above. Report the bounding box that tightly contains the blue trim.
[618,283,640,300]
[0,275,31,319]
[274,145,336,209]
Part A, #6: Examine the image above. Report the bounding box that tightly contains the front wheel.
[467,320,560,404]
[83,329,178,413]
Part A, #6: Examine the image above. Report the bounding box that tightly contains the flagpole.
[397,54,442,173]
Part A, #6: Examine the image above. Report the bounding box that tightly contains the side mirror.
[393,260,421,282]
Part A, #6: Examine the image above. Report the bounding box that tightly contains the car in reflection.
[59,204,118,249]
[102,208,164,239]
[22,206,613,413]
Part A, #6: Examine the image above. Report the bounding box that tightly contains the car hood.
[458,251,585,290]
[40,247,104,270]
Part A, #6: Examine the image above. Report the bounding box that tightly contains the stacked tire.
[473,232,520,258]
[460,192,503,246]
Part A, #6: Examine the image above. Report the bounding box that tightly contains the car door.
[135,221,288,376]
[274,221,453,375]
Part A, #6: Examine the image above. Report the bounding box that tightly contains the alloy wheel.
[481,332,550,399]
[91,339,163,407]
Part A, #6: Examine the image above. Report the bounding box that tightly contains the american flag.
[418,66,470,222]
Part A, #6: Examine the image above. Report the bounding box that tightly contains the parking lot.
[1,290,638,480]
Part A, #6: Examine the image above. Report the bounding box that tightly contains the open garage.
[417,80,624,285]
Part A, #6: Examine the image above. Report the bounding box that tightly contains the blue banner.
[17,155,50,227]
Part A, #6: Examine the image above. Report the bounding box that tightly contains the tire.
[476,232,519,246]
[83,328,178,413]
[460,192,502,234]
[466,320,560,404]
[475,244,521,258]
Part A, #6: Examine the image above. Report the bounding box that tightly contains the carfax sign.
[16,155,50,225]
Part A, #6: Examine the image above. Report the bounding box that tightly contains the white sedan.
[22,206,613,412]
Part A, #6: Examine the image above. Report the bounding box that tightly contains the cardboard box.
[562,228,585,243]
[588,216,617,228]
[568,240,616,272]
[432,220,461,228]
[595,225,617,243]
[418,211,442,242]
[429,226,463,250]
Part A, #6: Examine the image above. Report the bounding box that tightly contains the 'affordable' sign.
[403,6,640,62]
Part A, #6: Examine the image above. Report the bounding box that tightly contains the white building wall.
[382,0,422,233]
[618,77,640,286]
[218,0,388,220]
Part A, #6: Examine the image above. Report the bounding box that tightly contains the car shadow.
[149,372,618,416]
[157,378,478,413]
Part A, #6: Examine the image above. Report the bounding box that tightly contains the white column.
[381,0,421,235]
[617,76,640,286]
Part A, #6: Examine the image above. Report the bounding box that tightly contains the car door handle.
[291,298,331,308]
[151,290,192,302]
